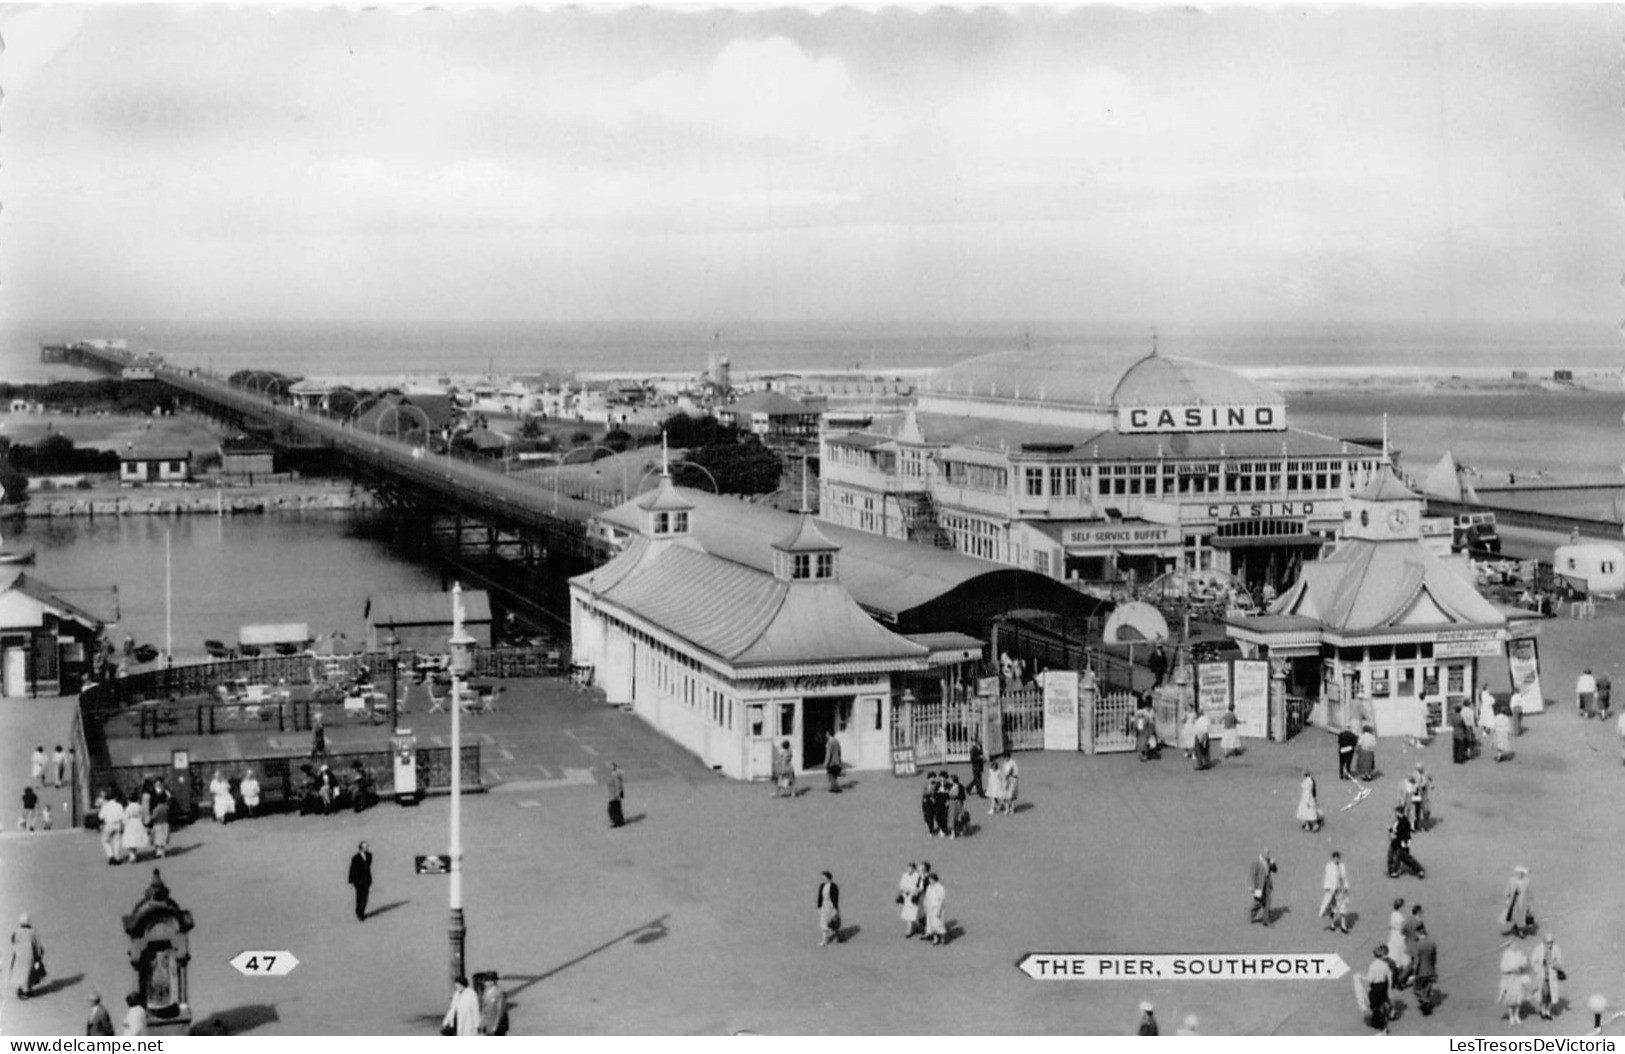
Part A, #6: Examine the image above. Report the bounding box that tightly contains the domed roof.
[926,347,1133,408]
[1110,353,1282,409]
[927,347,1282,412]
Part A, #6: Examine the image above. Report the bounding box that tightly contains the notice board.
[1197,661,1231,713]
[1042,669,1080,751]
[1231,659,1270,738]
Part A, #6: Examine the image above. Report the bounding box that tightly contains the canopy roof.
[1268,536,1503,634]
[239,622,311,646]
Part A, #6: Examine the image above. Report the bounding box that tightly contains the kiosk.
[392,731,420,805]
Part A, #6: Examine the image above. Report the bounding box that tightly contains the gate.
[1092,689,1139,753]
[894,695,981,765]
[997,687,1045,752]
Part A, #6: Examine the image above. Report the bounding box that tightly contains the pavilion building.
[1224,470,1538,735]
[818,346,1391,597]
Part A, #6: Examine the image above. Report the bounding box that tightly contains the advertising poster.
[1231,659,1270,738]
[1197,662,1231,713]
[1042,669,1081,751]
[1508,638,1544,714]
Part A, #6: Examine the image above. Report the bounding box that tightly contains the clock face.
[1388,507,1410,530]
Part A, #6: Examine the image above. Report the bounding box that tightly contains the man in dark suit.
[1249,849,1277,926]
[1411,924,1439,1015]
[347,841,373,921]
[606,763,625,827]
[1337,726,1359,778]
[824,733,843,793]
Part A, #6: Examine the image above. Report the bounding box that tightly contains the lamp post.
[386,631,401,733]
[446,584,476,989]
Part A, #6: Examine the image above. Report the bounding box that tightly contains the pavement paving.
[2,618,1625,1036]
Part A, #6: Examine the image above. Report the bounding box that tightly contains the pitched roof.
[1271,538,1502,633]
[774,514,838,553]
[596,489,1011,618]
[1,571,103,629]
[119,448,192,462]
[725,390,813,416]
[1350,465,1420,502]
[574,544,926,669]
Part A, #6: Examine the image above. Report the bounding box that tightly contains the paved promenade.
[2,615,1624,1036]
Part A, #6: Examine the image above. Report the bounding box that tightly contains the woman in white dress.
[1386,898,1412,982]
[922,872,948,946]
[1000,756,1020,815]
[898,863,924,938]
[985,757,1005,816]
[209,771,235,824]
[1498,941,1529,1024]
[239,770,261,817]
[1296,770,1323,831]
[121,796,149,863]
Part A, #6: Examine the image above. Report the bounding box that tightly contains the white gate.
[1092,690,1139,753]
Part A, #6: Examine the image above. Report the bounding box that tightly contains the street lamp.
[386,631,401,733]
[446,584,476,990]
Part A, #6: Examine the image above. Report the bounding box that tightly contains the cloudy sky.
[2,5,1618,328]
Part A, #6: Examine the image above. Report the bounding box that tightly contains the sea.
[2,316,1621,653]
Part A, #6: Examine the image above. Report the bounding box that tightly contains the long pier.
[63,343,617,627]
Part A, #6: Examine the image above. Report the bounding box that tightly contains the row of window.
[843,451,1381,502]
[611,617,738,733]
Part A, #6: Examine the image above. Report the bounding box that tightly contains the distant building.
[0,571,104,697]
[353,394,459,440]
[119,448,193,486]
[218,435,275,479]
[364,589,492,655]
[718,390,821,440]
[819,347,1389,597]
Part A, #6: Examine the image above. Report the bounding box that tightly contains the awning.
[1208,535,1322,550]
[239,623,311,647]
[905,632,985,665]
[1114,547,1175,558]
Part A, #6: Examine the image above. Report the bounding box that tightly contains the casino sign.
[1117,403,1282,434]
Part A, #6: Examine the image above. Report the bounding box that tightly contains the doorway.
[3,647,25,698]
[801,696,854,769]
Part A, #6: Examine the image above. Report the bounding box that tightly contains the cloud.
[624,36,895,146]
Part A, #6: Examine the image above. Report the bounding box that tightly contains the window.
[778,704,795,737]
[791,553,811,579]
[1063,466,1079,497]
[1025,467,1044,497]
[652,512,669,534]
[749,704,764,736]
[815,553,834,579]
[672,511,688,533]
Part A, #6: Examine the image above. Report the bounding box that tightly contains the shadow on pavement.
[502,914,672,999]
[30,972,85,998]
[365,899,410,919]
[189,1003,279,1035]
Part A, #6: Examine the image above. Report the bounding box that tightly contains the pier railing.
[98,744,483,825]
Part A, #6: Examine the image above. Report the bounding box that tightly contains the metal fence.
[99,744,482,825]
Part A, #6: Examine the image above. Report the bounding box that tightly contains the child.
[40,805,53,831]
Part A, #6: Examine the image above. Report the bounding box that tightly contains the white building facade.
[819,348,1391,598]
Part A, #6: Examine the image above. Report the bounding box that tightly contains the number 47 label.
[231,950,299,976]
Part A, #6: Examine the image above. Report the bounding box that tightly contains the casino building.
[818,346,1390,596]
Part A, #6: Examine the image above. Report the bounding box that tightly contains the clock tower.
[1342,466,1424,542]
